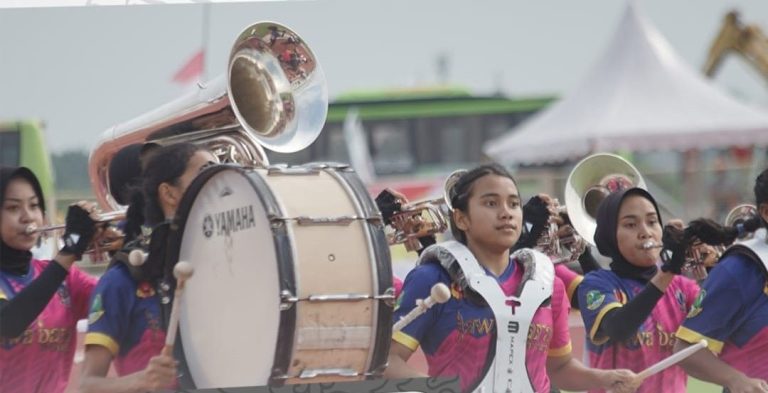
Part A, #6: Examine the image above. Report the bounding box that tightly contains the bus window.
[0,129,21,166]
[370,120,413,175]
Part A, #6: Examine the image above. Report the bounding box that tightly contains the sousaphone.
[89,21,328,210]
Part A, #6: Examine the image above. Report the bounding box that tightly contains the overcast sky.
[0,0,766,153]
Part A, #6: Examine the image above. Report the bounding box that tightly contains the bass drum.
[166,163,393,388]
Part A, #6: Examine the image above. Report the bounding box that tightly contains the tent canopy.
[485,1,768,165]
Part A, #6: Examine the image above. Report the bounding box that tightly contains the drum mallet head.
[173,261,194,280]
[430,283,451,304]
[128,249,147,266]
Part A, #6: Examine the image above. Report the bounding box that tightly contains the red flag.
[172,50,205,84]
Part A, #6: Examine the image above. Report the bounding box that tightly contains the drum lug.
[376,287,396,307]
[280,290,298,310]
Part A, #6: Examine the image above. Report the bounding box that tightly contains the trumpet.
[639,240,723,280]
[23,210,126,235]
[534,198,587,264]
[386,170,465,252]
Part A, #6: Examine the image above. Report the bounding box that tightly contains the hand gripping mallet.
[161,261,194,356]
[393,283,451,332]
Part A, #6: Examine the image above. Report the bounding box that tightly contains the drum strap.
[419,241,554,393]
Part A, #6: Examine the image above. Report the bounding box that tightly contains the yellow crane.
[703,11,768,81]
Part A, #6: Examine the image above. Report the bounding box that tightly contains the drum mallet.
[635,339,708,381]
[161,261,194,356]
[393,283,451,332]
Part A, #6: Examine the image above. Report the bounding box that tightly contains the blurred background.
[1,0,767,262]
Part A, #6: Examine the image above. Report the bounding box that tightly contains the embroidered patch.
[687,290,706,319]
[136,281,156,298]
[88,294,104,324]
[450,281,463,300]
[394,290,404,311]
[675,289,686,312]
[585,290,606,311]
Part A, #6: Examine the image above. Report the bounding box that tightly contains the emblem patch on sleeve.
[686,290,706,319]
[88,294,105,324]
[585,290,606,311]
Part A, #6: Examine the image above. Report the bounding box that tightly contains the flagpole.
[200,2,210,83]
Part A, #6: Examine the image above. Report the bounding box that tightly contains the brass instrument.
[725,203,759,240]
[89,21,328,210]
[24,210,126,234]
[387,170,466,251]
[534,198,587,265]
[564,153,646,247]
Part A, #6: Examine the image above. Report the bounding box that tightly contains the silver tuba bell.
[89,21,328,210]
[564,153,646,247]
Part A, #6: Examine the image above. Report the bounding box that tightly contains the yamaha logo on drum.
[204,205,257,237]
[202,216,214,238]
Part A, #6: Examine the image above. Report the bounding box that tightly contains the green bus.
[269,87,555,200]
[0,120,55,204]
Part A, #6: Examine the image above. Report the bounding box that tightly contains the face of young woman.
[1,178,43,251]
[616,194,662,268]
[456,174,522,253]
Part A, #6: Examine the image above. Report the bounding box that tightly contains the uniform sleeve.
[84,267,133,357]
[676,255,761,354]
[68,266,97,320]
[392,263,446,351]
[548,276,572,357]
[577,271,623,345]
[554,264,583,306]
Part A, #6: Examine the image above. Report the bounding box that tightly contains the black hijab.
[593,187,662,281]
[0,166,46,275]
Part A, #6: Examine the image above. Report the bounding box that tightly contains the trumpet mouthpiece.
[639,241,662,250]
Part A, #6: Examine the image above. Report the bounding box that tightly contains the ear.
[759,203,768,224]
[453,209,470,232]
[159,182,180,208]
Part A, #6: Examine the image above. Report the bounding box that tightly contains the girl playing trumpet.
[577,187,699,393]
[0,166,99,393]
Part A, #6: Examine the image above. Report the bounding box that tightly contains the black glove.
[523,195,551,244]
[375,190,402,226]
[660,224,687,274]
[686,218,735,246]
[60,204,98,259]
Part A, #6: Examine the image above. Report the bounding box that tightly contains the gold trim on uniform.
[566,275,584,304]
[84,332,120,356]
[589,302,623,345]
[393,331,420,351]
[548,341,573,357]
[675,326,724,354]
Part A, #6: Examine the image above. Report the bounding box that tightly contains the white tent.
[484,1,768,165]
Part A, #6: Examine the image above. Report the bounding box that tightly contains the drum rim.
[332,168,394,376]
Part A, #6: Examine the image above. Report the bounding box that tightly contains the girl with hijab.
[0,166,99,393]
[577,187,699,393]
[385,163,639,393]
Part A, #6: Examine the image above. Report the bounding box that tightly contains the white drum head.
[178,168,281,388]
